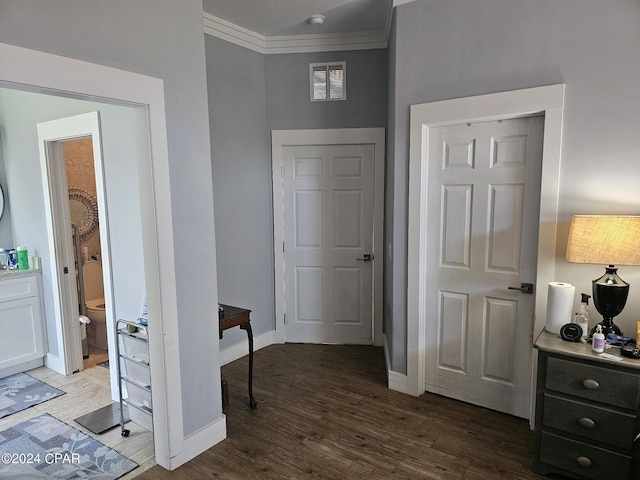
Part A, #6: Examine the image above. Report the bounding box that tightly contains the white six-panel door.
[283,144,374,344]
[424,116,543,418]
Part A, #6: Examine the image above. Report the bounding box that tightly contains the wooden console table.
[218,304,257,410]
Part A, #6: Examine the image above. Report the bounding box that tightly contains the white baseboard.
[383,334,409,394]
[0,358,44,379]
[219,330,274,366]
[156,414,227,470]
[45,353,66,375]
[156,329,275,470]
[387,370,409,394]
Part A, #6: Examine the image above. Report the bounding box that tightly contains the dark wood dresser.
[534,331,640,479]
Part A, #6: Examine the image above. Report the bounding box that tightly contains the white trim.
[203,6,392,54]
[263,32,387,54]
[407,85,565,413]
[37,112,107,377]
[271,128,385,346]
[219,330,274,366]
[388,370,409,394]
[383,334,409,393]
[158,415,227,470]
[0,42,211,470]
[203,13,266,54]
[37,132,79,375]
[0,358,44,380]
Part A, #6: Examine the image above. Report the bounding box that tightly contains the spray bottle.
[574,293,591,339]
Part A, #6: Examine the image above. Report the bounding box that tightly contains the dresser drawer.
[539,431,631,480]
[543,393,637,449]
[546,357,640,409]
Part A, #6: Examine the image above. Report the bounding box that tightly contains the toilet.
[82,260,107,351]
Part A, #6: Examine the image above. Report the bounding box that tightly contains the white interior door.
[424,115,543,418]
[283,144,374,344]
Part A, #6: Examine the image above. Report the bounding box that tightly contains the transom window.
[310,62,346,102]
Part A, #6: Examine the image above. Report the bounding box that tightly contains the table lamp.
[566,215,640,337]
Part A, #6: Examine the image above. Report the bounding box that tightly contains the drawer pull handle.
[576,456,592,467]
[582,379,600,390]
[578,417,596,429]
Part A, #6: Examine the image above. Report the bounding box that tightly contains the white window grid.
[310,62,346,102]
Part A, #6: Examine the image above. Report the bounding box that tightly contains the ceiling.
[202,0,413,54]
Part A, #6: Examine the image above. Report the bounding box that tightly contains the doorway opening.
[1,40,226,469]
[37,112,117,379]
[64,136,110,368]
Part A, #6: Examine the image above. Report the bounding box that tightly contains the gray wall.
[265,49,388,130]
[388,0,640,373]
[205,36,274,345]
[0,0,221,439]
[205,39,388,346]
[385,11,403,373]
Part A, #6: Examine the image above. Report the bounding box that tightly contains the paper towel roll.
[546,282,575,334]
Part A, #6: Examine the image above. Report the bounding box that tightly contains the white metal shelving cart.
[115,319,152,437]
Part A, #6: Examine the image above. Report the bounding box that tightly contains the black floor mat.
[74,402,129,434]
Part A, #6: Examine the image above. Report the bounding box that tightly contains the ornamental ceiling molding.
[202,0,415,54]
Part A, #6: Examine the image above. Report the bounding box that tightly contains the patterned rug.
[0,373,65,419]
[0,413,137,479]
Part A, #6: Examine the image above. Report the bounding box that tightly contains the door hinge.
[283,313,286,324]
[281,165,284,177]
[63,266,69,274]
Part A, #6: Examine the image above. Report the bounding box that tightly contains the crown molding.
[203,1,395,54]
[203,12,266,53]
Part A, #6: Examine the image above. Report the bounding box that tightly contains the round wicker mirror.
[68,188,99,241]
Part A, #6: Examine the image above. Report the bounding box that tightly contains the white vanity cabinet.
[0,270,46,376]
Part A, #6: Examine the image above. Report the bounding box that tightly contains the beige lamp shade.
[566,215,640,266]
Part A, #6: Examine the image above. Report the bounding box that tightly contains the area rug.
[0,413,137,479]
[0,373,65,419]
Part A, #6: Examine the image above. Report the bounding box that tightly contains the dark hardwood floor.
[136,343,551,479]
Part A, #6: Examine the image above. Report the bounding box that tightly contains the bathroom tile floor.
[0,362,156,479]
[83,348,109,369]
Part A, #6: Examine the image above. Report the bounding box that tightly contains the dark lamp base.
[591,265,628,338]
[590,320,621,338]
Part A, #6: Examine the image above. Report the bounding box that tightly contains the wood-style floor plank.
[136,344,550,480]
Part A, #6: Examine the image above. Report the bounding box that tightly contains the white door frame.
[406,85,565,418]
[38,112,112,376]
[0,42,189,469]
[272,128,385,345]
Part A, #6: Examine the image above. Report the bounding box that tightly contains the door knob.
[508,282,534,294]
[356,254,373,262]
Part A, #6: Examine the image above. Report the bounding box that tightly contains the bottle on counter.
[0,248,6,269]
[7,249,17,270]
[17,246,29,270]
[574,293,591,339]
[592,324,605,353]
